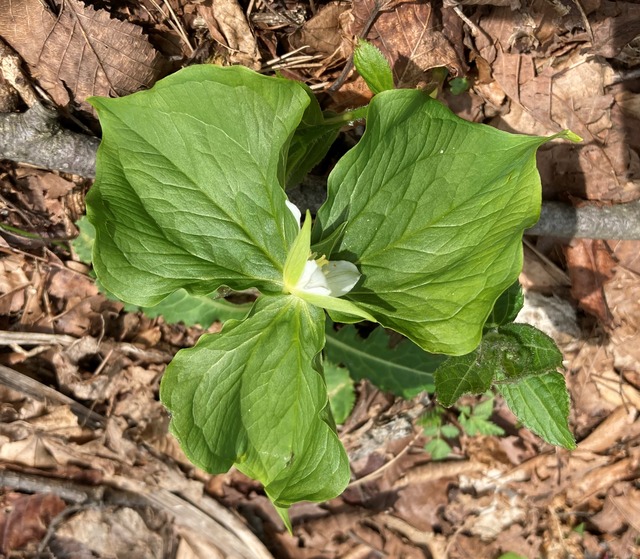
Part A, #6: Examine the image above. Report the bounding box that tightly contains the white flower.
[295,257,360,297]
[284,200,361,298]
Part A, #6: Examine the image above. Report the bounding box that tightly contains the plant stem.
[322,106,369,125]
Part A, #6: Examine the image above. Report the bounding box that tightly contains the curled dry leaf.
[0,0,167,110]
[197,0,260,69]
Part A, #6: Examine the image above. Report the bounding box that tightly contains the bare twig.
[0,363,106,428]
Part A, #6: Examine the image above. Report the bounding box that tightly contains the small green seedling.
[85,43,578,524]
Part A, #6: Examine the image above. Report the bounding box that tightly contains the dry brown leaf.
[197,0,260,69]
[0,0,167,110]
[591,1,640,58]
[56,507,165,559]
[0,254,29,315]
[349,0,465,88]
[0,492,66,555]
[564,239,616,325]
[290,2,350,57]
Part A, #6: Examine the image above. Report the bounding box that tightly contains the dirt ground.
[0,0,639,558]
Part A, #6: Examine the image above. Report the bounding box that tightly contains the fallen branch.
[0,102,99,177]
[2,104,640,240]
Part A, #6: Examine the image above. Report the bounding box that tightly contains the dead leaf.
[349,0,465,88]
[0,0,167,110]
[0,254,29,315]
[290,3,346,57]
[0,492,66,555]
[591,1,640,58]
[564,239,615,325]
[56,507,165,559]
[197,0,260,69]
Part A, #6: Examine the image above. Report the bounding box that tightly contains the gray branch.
[2,104,640,240]
[0,102,99,177]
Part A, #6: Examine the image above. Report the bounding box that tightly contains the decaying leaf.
[0,0,167,110]
[564,239,616,325]
[290,2,350,58]
[0,493,66,555]
[197,0,260,69]
[349,0,465,88]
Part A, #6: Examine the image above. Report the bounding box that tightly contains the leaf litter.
[0,0,639,557]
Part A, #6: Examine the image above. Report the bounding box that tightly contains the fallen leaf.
[290,2,350,57]
[56,507,164,559]
[0,0,167,110]
[564,239,615,325]
[591,1,640,58]
[349,0,465,88]
[0,493,66,555]
[197,0,260,69]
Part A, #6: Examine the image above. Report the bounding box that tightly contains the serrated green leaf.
[459,414,505,437]
[496,372,575,449]
[425,438,452,460]
[324,361,355,424]
[353,39,394,94]
[471,396,496,420]
[87,65,308,306]
[160,295,350,507]
[436,322,564,407]
[325,324,443,397]
[286,84,342,188]
[313,89,554,355]
[440,424,460,438]
[494,323,563,379]
[484,282,524,330]
[434,345,496,407]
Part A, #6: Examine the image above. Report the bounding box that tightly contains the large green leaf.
[313,90,560,355]
[160,295,350,507]
[325,324,443,397]
[285,84,342,189]
[87,65,309,306]
[141,289,251,327]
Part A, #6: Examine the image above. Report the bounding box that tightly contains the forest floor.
[0,0,639,558]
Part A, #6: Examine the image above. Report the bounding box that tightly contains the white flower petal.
[295,259,360,298]
[322,260,361,297]
[285,200,302,227]
[296,260,332,296]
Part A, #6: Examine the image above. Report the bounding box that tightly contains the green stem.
[322,105,368,126]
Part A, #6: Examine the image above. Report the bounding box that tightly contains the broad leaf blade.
[325,324,443,397]
[314,89,550,355]
[87,65,309,306]
[286,84,342,188]
[142,289,251,327]
[160,295,350,507]
[497,372,575,449]
[324,361,355,424]
[484,281,525,330]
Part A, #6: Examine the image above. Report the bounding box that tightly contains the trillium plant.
[86,42,579,525]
